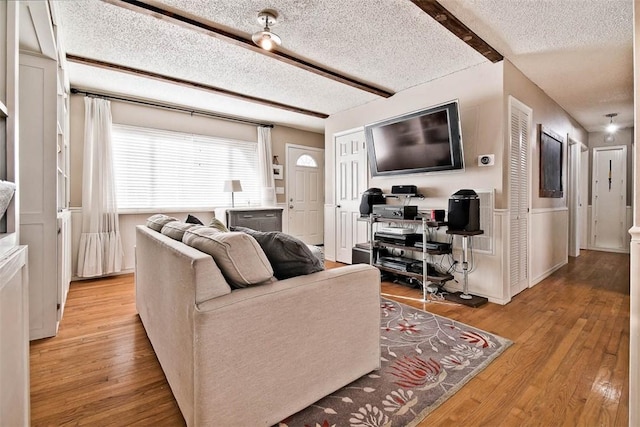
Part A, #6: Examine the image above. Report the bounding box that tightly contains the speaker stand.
[445,229,487,307]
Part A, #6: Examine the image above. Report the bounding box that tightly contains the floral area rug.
[278,298,512,427]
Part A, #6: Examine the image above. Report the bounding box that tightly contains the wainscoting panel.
[529,207,568,285]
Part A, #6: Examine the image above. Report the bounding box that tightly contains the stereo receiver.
[372,205,418,219]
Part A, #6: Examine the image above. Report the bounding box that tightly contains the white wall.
[588,128,634,205]
[325,61,509,303]
[324,59,588,304]
[68,95,324,279]
[503,60,588,287]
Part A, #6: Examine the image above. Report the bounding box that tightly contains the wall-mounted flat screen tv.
[364,100,464,177]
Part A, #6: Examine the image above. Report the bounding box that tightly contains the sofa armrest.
[192,264,381,426]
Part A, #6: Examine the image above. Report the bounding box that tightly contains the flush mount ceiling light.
[252,10,281,51]
[604,113,618,143]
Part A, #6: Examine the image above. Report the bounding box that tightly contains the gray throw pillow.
[161,220,198,241]
[146,214,178,232]
[182,227,273,288]
[231,226,325,279]
[185,214,204,225]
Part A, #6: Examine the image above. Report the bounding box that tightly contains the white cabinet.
[19,51,70,340]
[0,0,19,257]
[0,246,29,425]
[0,2,28,424]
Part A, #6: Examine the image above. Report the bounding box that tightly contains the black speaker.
[447,189,480,232]
[359,188,385,216]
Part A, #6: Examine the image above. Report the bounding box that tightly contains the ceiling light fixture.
[604,113,618,143]
[252,10,281,51]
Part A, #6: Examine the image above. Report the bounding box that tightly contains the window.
[296,154,318,168]
[111,124,260,211]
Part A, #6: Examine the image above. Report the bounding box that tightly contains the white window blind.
[111,124,260,211]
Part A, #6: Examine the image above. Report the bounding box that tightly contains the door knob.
[336,205,341,208]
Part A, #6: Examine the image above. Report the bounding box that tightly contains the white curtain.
[77,97,123,277]
[257,126,277,206]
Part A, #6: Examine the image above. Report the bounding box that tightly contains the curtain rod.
[70,88,274,128]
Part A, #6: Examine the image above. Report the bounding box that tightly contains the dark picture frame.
[538,125,564,198]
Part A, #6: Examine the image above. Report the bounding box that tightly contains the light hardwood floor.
[30,250,629,426]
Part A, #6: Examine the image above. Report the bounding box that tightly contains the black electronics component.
[378,256,416,272]
[374,232,421,246]
[359,188,385,216]
[391,185,417,195]
[372,205,418,219]
[447,189,480,232]
[414,241,451,251]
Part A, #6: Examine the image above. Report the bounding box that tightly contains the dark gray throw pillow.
[186,214,204,225]
[231,226,324,279]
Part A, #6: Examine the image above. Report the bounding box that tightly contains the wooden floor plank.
[30,250,629,426]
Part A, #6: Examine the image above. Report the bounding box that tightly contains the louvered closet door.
[509,97,532,297]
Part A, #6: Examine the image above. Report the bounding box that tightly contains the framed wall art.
[273,164,283,180]
[538,125,564,198]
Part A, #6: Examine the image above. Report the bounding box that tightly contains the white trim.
[530,206,569,214]
[530,259,568,286]
[332,126,364,138]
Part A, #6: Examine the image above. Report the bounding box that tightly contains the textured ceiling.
[53,0,633,133]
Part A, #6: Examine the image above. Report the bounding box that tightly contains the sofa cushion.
[147,214,178,232]
[231,226,325,279]
[182,227,273,287]
[161,220,198,241]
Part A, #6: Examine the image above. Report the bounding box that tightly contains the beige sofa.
[135,225,381,426]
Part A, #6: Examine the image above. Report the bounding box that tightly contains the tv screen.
[364,101,464,177]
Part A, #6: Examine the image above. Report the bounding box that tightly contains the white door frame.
[285,143,325,242]
[579,145,589,250]
[567,136,585,257]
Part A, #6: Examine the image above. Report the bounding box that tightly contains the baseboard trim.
[530,259,568,286]
[72,268,134,282]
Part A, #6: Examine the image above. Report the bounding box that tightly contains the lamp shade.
[223,180,243,192]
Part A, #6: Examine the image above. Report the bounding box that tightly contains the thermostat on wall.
[478,154,495,167]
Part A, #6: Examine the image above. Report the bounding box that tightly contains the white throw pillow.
[182,227,273,287]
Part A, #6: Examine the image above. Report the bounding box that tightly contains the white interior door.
[508,97,531,298]
[591,146,627,251]
[334,130,368,264]
[286,145,324,245]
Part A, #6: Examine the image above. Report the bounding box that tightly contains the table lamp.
[223,180,243,207]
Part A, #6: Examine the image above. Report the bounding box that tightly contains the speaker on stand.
[447,189,480,232]
[445,189,487,307]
